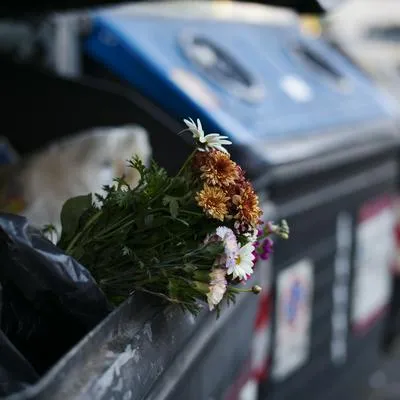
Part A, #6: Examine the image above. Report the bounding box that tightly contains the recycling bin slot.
[291,40,346,86]
[179,33,265,104]
[368,24,400,41]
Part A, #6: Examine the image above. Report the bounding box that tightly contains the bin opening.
[367,25,400,42]
[179,33,264,104]
[291,41,347,86]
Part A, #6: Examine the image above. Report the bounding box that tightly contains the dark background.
[0,0,326,18]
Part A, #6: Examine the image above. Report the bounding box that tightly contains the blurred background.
[1,0,400,399]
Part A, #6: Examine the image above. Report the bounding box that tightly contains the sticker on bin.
[272,259,314,380]
[280,75,314,103]
[351,195,395,334]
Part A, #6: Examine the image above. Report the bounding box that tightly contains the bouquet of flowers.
[55,118,289,315]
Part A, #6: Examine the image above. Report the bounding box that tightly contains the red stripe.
[390,263,400,276]
[359,195,393,222]
[223,358,271,400]
[223,293,273,400]
[252,357,271,381]
[352,304,388,336]
[254,293,272,330]
[223,359,251,400]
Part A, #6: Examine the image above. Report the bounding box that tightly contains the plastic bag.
[0,213,113,376]
[0,327,39,397]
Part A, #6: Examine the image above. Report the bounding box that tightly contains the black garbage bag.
[0,213,113,380]
[0,327,39,397]
[0,281,38,397]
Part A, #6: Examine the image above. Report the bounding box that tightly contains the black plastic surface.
[0,214,112,382]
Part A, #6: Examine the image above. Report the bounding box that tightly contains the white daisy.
[227,242,255,281]
[207,268,227,311]
[215,226,239,270]
[183,118,232,154]
[183,117,205,141]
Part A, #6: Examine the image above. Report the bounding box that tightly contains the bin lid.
[84,1,400,180]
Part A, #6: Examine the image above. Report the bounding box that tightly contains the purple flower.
[260,237,273,260]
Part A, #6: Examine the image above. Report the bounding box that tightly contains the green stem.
[229,285,262,294]
[136,287,194,305]
[177,149,197,177]
[65,210,103,255]
[145,150,196,209]
[95,214,133,237]
[229,287,252,293]
[143,230,189,251]
[180,210,204,217]
[95,219,136,242]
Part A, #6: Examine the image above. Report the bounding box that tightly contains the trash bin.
[1,2,400,399]
[75,2,399,399]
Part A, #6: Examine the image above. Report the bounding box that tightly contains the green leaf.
[204,242,224,256]
[144,214,154,226]
[184,263,196,273]
[70,246,85,260]
[162,195,170,207]
[162,195,180,218]
[60,194,92,242]
[169,199,179,218]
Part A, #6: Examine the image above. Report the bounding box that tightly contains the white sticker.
[351,197,395,332]
[273,259,314,380]
[280,75,313,103]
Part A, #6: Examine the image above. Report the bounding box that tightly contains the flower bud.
[279,232,289,240]
[278,220,290,239]
[252,285,262,294]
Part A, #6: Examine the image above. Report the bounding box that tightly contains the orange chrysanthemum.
[232,182,262,227]
[196,184,229,221]
[199,151,240,187]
